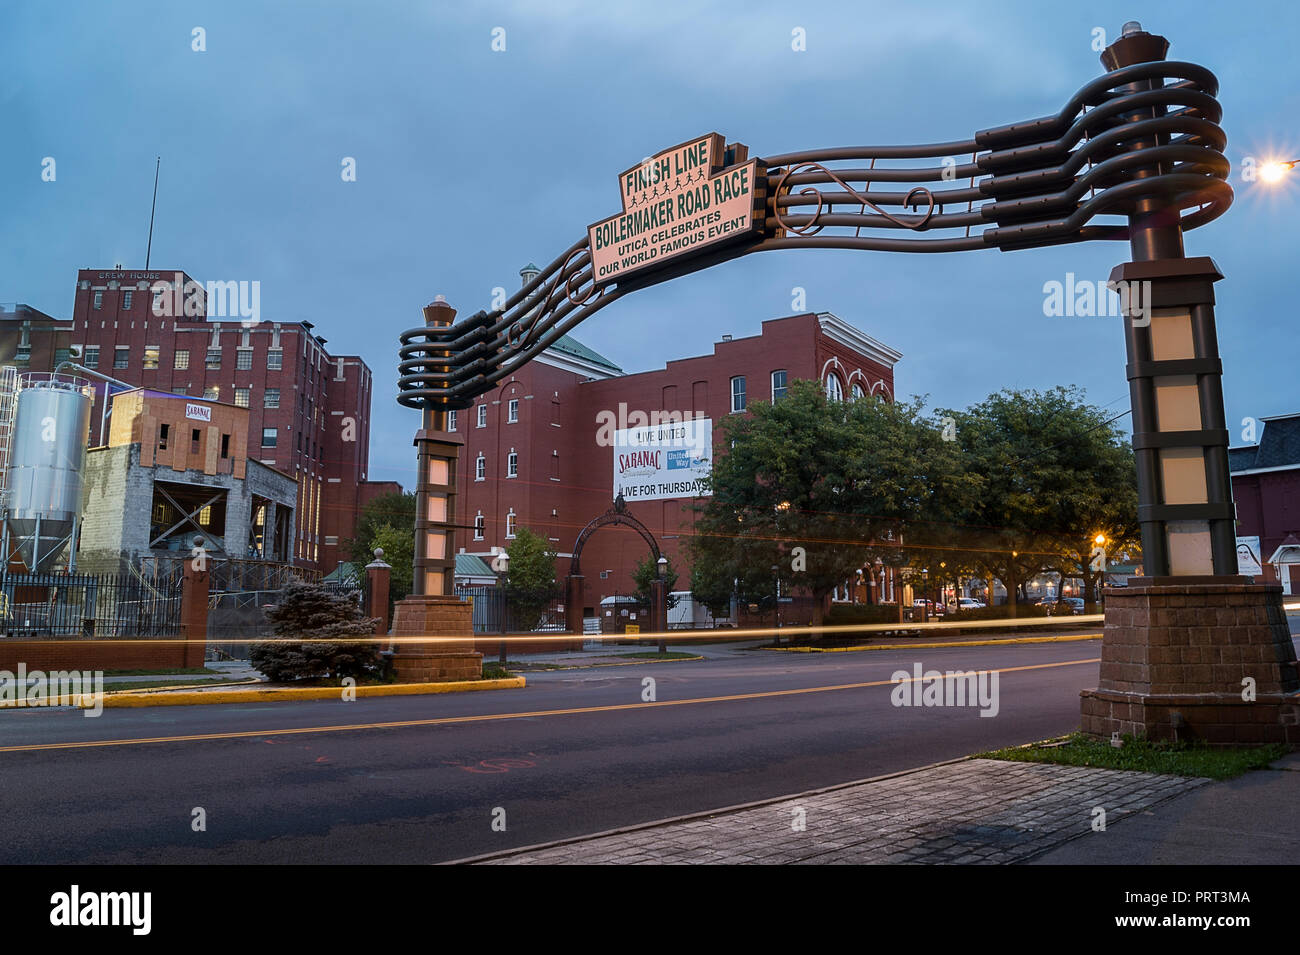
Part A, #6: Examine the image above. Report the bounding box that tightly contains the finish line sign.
[588,133,765,284]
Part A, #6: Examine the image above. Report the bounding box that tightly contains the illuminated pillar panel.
[1115,259,1236,577]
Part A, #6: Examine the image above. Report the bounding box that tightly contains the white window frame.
[825,373,844,401]
[771,369,787,402]
[731,375,746,413]
[475,453,486,481]
[507,398,519,423]
[507,451,518,478]
[447,410,457,432]
[505,509,516,539]
[477,405,487,428]
[474,512,485,540]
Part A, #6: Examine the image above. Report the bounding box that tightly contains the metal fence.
[207,578,370,660]
[0,571,183,639]
[138,555,322,594]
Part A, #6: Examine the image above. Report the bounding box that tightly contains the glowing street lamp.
[1259,159,1298,183]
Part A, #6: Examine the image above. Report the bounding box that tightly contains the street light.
[496,550,509,666]
[656,555,668,654]
[771,563,780,645]
[1260,159,1299,183]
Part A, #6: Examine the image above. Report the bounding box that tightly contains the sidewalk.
[463,755,1297,865]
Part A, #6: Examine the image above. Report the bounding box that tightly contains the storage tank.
[3,374,93,572]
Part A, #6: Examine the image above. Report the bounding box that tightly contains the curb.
[85,676,526,708]
[446,754,975,865]
[760,633,1102,654]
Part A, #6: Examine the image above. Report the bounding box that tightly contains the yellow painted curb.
[760,634,1103,653]
[88,676,526,708]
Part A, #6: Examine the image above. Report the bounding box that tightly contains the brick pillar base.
[390,595,482,683]
[1081,579,1300,745]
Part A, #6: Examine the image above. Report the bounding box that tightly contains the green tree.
[690,378,971,626]
[249,580,380,682]
[344,491,417,569]
[632,553,680,611]
[370,523,414,606]
[937,386,1138,615]
[689,558,735,624]
[503,527,560,629]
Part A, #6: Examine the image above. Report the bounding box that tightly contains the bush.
[944,604,1053,621]
[249,580,382,682]
[825,604,905,626]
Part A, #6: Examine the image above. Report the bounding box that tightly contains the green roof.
[548,333,622,373]
[455,554,496,577]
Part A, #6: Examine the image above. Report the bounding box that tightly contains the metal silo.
[2,374,92,573]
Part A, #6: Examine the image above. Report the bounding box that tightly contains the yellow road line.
[0,657,1100,755]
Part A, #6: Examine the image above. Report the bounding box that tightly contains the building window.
[267,349,283,370]
[198,505,212,526]
[143,346,159,370]
[83,346,99,369]
[234,388,251,408]
[206,349,221,369]
[475,453,486,481]
[261,428,277,448]
[236,349,253,370]
[191,429,201,453]
[507,399,519,423]
[203,386,220,400]
[93,291,103,310]
[771,370,788,402]
[220,434,230,458]
[174,350,189,369]
[507,452,518,478]
[731,375,746,413]
[173,386,187,396]
[477,404,487,428]
[474,513,485,540]
[447,410,457,432]
[158,423,169,450]
[825,373,844,401]
[113,346,129,369]
[505,509,516,538]
[264,388,280,409]
[851,382,865,400]
[122,290,134,310]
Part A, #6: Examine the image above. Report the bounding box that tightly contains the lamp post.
[496,550,509,666]
[656,554,668,654]
[770,563,780,645]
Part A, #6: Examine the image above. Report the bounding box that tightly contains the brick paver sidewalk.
[472,759,1206,864]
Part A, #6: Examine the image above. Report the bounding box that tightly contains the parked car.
[1049,597,1086,615]
[947,597,985,612]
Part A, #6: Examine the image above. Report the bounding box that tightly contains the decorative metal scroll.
[399,57,1230,412]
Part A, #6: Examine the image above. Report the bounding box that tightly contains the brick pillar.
[366,549,392,643]
[566,574,585,635]
[179,556,210,668]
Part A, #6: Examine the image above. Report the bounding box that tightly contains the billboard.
[1236,536,1264,576]
[613,417,712,502]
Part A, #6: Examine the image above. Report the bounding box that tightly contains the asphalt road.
[0,639,1108,864]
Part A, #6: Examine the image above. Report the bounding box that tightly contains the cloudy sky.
[4,0,1297,488]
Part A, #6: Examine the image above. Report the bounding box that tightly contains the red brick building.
[2,269,397,572]
[1230,412,1300,595]
[452,265,902,620]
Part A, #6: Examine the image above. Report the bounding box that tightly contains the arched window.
[825,373,844,401]
[851,382,864,400]
[505,509,517,538]
[473,512,485,540]
[475,454,486,481]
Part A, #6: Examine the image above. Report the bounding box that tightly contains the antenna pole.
[145,156,160,269]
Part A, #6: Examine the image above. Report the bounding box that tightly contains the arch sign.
[394,23,1299,744]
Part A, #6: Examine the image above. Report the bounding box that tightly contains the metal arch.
[398,57,1232,412]
[569,495,662,578]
